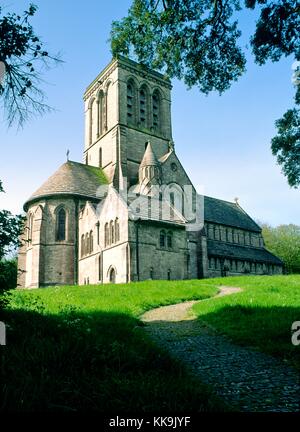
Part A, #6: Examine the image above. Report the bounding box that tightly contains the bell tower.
[83,56,173,189]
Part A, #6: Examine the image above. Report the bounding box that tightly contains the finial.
[234,197,239,205]
[66,149,70,161]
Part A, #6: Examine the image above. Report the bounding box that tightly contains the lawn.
[192,275,300,370]
[1,275,299,412]
[0,280,221,412]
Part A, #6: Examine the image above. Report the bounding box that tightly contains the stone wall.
[78,188,130,284]
[128,219,188,281]
[18,197,79,288]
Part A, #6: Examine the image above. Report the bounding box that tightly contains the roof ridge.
[204,195,236,205]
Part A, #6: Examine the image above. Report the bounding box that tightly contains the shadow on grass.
[0,306,223,412]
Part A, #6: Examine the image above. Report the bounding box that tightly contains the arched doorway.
[109,267,116,284]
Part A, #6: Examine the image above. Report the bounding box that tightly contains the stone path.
[141,287,300,412]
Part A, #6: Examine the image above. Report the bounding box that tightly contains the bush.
[260,223,300,274]
[0,258,17,292]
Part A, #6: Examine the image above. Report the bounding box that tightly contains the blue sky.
[0,0,299,225]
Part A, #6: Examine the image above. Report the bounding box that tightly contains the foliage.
[0,183,24,260]
[261,223,300,273]
[0,258,18,292]
[192,275,300,370]
[271,101,300,188]
[111,0,300,92]
[111,0,300,186]
[0,3,61,127]
[111,0,246,93]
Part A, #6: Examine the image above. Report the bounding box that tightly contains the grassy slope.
[192,275,300,370]
[2,275,299,412]
[1,280,220,412]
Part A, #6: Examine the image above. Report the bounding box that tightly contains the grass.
[1,275,299,412]
[0,280,221,412]
[192,275,300,370]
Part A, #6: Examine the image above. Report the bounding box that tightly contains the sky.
[0,0,299,226]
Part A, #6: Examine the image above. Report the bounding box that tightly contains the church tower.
[83,56,173,189]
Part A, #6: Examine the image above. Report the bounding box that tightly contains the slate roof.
[24,161,108,210]
[207,240,283,265]
[204,196,261,232]
[128,195,186,225]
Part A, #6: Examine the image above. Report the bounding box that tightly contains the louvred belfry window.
[140,88,146,126]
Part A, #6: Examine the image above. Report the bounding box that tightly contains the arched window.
[110,220,115,244]
[27,213,33,245]
[160,230,166,248]
[169,192,175,219]
[104,81,111,130]
[56,208,66,241]
[98,90,104,136]
[99,147,102,168]
[90,230,93,253]
[85,232,89,255]
[139,87,147,127]
[152,90,160,130]
[81,234,85,257]
[127,81,135,124]
[96,221,100,245]
[104,223,109,247]
[109,267,116,284]
[115,218,120,242]
[167,231,173,248]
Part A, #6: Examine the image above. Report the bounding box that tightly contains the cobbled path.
[141,287,300,412]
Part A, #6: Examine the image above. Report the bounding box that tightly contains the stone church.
[18,56,283,288]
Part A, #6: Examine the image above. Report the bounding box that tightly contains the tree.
[0,3,61,127]
[271,105,300,188]
[111,0,300,185]
[0,258,18,292]
[0,182,24,261]
[0,4,59,291]
[271,68,300,188]
[261,223,300,273]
